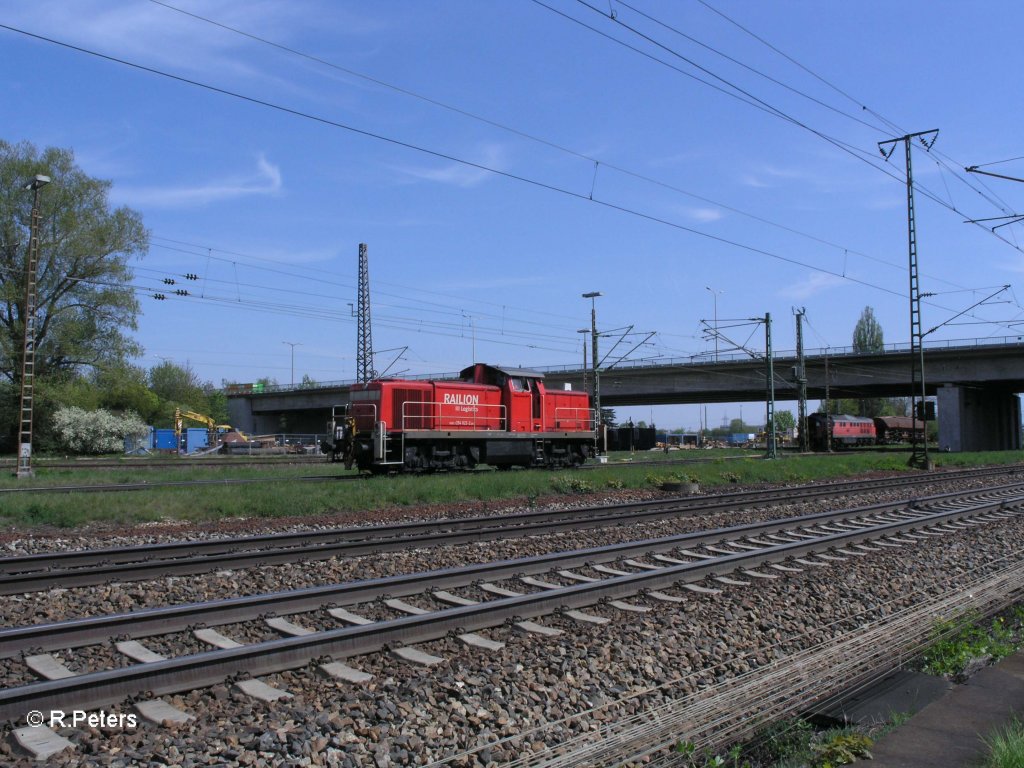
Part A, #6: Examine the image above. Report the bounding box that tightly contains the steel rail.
[1,466,1017,593]
[0,458,1015,499]
[2,484,1021,658]
[0,494,1019,723]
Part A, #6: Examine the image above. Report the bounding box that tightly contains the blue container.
[154,428,178,451]
[185,428,209,454]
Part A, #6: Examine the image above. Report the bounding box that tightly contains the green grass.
[921,608,1024,678]
[0,449,1022,529]
[981,718,1024,768]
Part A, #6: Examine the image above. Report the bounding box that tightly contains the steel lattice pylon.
[16,177,49,478]
[356,243,375,383]
[795,308,808,453]
[879,130,938,469]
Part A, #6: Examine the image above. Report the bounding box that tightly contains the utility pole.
[824,348,833,452]
[794,308,808,452]
[578,329,589,396]
[582,292,602,452]
[282,341,301,386]
[356,243,375,383]
[16,175,51,479]
[879,129,938,470]
[764,312,776,459]
[705,286,723,361]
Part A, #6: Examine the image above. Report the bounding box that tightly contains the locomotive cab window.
[510,377,530,392]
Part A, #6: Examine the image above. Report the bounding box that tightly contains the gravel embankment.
[0,474,1021,766]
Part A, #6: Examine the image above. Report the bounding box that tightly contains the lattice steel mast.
[794,308,808,452]
[16,175,50,479]
[356,243,375,383]
[879,129,938,469]
[764,312,776,459]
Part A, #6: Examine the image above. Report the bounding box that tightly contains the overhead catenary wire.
[5,15,1022,361]
[143,0,964,289]
[6,16,1019,324]
[554,0,1024,256]
[694,0,1019,217]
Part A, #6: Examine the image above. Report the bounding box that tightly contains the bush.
[51,406,149,454]
[551,476,594,494]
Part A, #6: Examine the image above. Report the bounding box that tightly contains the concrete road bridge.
[226,336,1024,452]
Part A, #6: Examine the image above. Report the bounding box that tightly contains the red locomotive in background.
[807,413,925,451]
[323,363,595,472]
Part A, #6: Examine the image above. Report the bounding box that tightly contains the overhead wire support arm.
[922,285,1011,338]
[373,346,408,379]
[595,324,634,369]
[963,214,1024,231]
[603,331,658,371]
[964,166,1024,184]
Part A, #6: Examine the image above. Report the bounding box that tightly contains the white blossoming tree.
[52,406,149,455]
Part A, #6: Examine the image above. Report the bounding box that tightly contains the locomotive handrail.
[553,406,595,432]
[400,399,506,432]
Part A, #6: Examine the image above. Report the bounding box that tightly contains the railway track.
[2,465,1020,593]
[1,483,1020,726]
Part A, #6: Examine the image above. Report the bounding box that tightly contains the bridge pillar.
[226,397,257,434]
[937,384,1021,452]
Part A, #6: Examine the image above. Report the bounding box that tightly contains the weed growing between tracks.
[0,449,1022,529]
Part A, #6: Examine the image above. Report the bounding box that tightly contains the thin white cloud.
[7,1,382,83]
[115,154,282,208]
[688,207,723,223]
[779,272,846,300]
[742,163,822,189]
[393,144,506,188]
[998,258,1024,274]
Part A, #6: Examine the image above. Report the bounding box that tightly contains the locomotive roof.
[459,363,545,379]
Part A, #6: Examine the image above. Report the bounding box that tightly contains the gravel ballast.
[2,474,1023,766]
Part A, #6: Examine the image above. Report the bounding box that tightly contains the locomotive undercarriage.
[353,432,592,473]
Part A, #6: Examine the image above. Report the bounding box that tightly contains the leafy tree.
[728,418,750,433]
[773,409,796,433]
[149,360,205,407]
[853,306,884,353]
[94,363,160,422]
[851,306,886,417]
[600,407,617,427]
[204,386,229,425]
[0,140,147,383]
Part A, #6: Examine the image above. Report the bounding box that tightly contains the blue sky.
[4,1,1023,430]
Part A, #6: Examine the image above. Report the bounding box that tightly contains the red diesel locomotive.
[323,363,595,472]
[807,413,876,450]
[807,413,926,451]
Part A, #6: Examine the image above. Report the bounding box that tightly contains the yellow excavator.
[174,408,243,452]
